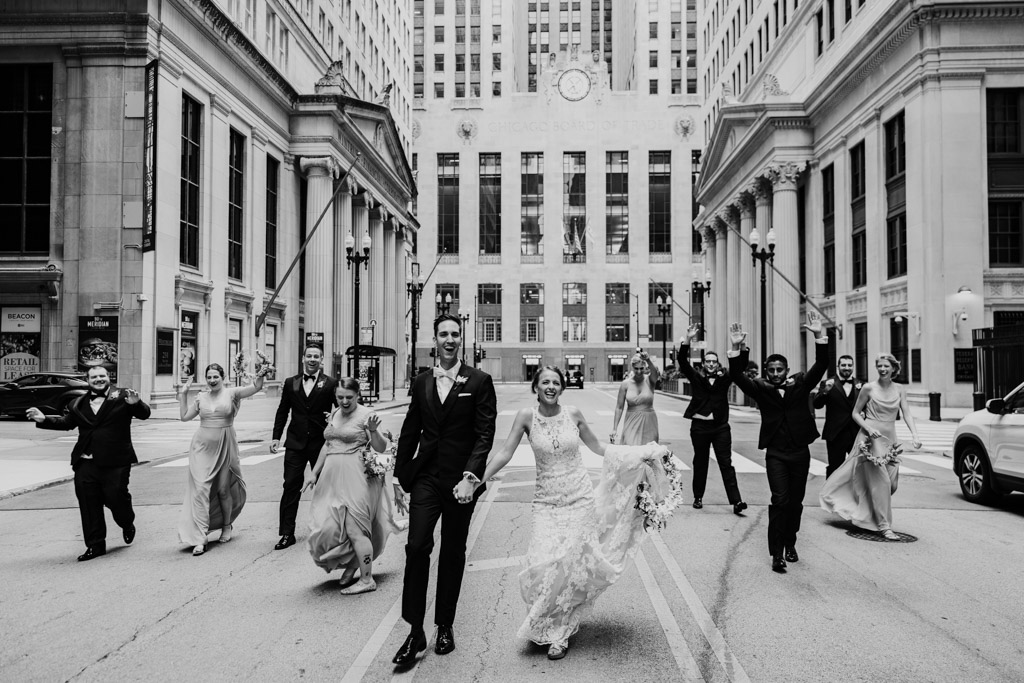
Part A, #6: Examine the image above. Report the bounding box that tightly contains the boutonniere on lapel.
[855,382,863,391]
[782,378,796,389]
[453,376,468,387]
[108,389,121,401]
[316,379,325,389]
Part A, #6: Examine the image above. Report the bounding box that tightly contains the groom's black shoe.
[733,501,748,516]
[771,555,787,573]
[784,546,799,563]
[435,625,455,655]
[77,546,105,562]
[123,524,136,545]
[692,498,703,509]
[274,534,296,550]
[392,631,427,666]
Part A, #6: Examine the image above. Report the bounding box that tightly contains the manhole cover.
[845,529,918,543]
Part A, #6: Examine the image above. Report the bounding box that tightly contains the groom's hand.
[453,478,476,504]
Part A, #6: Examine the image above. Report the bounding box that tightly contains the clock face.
[558,69,591,101]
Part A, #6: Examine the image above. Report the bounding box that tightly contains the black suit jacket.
[812,379,863,441]
[395,364,497,494]
[729,341,829,450]
[272,372,338,451]
[36,387,151,469]
[677,343,732,425]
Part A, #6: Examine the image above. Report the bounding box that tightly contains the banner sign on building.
[78,316,119,382]
[156,328,175,375]
[142,59,158,252]
[1,306,42,381]
[180,311,198,381]
[305,332,325,351]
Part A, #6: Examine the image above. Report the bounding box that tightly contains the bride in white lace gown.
[475,366,667,661]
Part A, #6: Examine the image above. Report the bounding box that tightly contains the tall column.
[751,179,773,365]
[765,161,807,359]
[383,217,397,394]
[299,156,338,356]
[714,221,728,355]
[369,205,386,349]
[736,193,756,363]
[333,180,355,370]
[394,223,408,384]
[353,191,370,344]
[724,208,741,337]
[701,226,718,352]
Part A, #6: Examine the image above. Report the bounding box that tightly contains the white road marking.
[660,410,685,417]
[808,459,828,477]
[650,534,752,683]
[154,458,188,468]
[634,548,705,682]
[902,454,952,470]
[711,452,766,473]
[238,452,281,466]
[496,480,537,488]
[498,409,518,416]
[466,555,525,572]
[0,460,70,493]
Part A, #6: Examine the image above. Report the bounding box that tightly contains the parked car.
[565,371,584,389]
[952,380,1024,504]
[0,372,89,418]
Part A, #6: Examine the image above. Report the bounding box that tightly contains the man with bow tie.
[813,355,863,478]
[27,366,150,562]
[391,313,496,667]
[727,315,829,574]
[271,344,338,550]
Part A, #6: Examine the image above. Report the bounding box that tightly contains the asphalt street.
[1,384,1022,683]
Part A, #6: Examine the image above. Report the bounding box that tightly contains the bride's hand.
[868,429,882,440]
[394,486,409,515]
[301,471,316,492]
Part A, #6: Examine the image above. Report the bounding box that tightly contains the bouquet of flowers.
[860,436,903,467]
[634,448,687,532]
[253,349,276,378]
[232,351,250,381]
[362,429,397,479]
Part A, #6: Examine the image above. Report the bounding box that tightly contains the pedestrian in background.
[27,366,149,562]
[612,350,660,445]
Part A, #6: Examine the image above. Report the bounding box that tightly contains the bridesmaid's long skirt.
[178,425,246,545]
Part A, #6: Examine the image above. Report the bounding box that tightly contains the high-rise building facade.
[695,0,1024,408]
[410,0,703,382]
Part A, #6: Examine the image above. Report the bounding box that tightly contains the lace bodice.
[323,405,374,456]
[195,388,240,428]
[528,407,593,508]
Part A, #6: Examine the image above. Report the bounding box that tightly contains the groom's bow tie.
[303,374,317,382]
[838,378,855,385]
[433,366,457,380]
[87,389,108,399]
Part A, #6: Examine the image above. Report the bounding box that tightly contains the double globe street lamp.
[458,308,471,363]
[345,232,372,378]
[656,296,672,372]
[691,267,712,362]
[748,227,777,371]
[406,261,425,380]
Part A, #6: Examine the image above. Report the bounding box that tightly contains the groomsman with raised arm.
[812,355,863,478]
[676,324,747,515]
[727,314,829,574]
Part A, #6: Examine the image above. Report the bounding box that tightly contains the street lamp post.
[749,227,777,371]
[406,261,425,380]
[345,232,372,379]
[691,268,712,361]
[458,308,470,364]
[656,296,672,372]
[436,292,452,315]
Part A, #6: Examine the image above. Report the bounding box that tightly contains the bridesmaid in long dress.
[820,353,923,539]
[303,378,407,593]
[477,366,667,660]
[178,363,264,555]
[612,351,661,445]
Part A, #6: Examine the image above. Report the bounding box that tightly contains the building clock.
[557,69,591,101]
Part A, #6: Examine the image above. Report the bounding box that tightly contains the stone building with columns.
[695,0,1024,409]
[0,1,417,403]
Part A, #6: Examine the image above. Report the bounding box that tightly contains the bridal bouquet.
[634,448,687,532]
[253,349,276,378]
[860,437,903,467]
[362,429,397,479]
[231,350,276,381]
[232,351,249,380]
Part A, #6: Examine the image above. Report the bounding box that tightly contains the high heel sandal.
[219,525,232,543]
[192,544,205,556]
[547,641,569,660]
[880,529,899,541]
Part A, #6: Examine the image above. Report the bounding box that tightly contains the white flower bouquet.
[362,429,397,479]
[634,448,687,532]
[860,436,902,467]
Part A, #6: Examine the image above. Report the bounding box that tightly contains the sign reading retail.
[1,306,42,381]
[78,316,119,383]
[305,332,325,352]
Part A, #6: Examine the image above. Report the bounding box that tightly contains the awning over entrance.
[343,345,397,357]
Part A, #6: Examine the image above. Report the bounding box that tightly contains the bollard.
[973,392,986,412]
[928,392,941,421]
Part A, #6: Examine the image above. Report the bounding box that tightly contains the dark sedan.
[0,372,89,418]
[565,372,585,389]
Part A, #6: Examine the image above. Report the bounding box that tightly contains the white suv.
[953,381,1024,504]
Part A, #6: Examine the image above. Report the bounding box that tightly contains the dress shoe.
[733,501,748,516]
[274,534,296,550]
[392,631,427,666]
[547,641,569,660]
[771,555,787,573]
[784,546,799,563]
[123,524,136,545]
[435,624,455,655]
[692,498,703,509]
[77,547,105,562]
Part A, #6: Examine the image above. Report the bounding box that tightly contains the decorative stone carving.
[717,210,737,230]
[764,161,807,190]
[411,119,421,140]
[592,50,601,63]
[733,193,755,216]
[315,60,346,94]
[300,156,340,178]
[748,178,772,202]
[456,118,478,145]
[762,74,789,98]
[674,115,695,140]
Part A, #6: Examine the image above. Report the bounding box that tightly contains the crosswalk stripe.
[154,458,188,468]
[498,409,518,416]
[711,451,765,473]
[661,410,685,417]
[808,459,827,477]
[902,454,953,470]
[239,452,282,466]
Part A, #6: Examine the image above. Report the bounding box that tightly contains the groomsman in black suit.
[27,366,150,561]
[812,355,862,478]
[727,315,829,574]
[677,323,747,515]
[391,313,497,667]
[271,344,338,550]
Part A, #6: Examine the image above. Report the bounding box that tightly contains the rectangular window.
[605,152,628,255]
[562,316,587,342]
[886,214,907,278]
[492,81,502,96]
[227,129,245,280]
[850,142,867,288]
[649,79,659,94]
[265,156,279,289]
[563,282,587,305]
[987,89,1022,154]
[521,283,544,305]
[884,112,906,181]
[815,9,824,55]
[479,153,502,254]
[493,25,502,42]
[822,163,835,295]
[885,112,907,278]
[179,94,202,267]
[434,82,445,98]
[521,152,544,255]
[562,153,586,263]
[649,151,671,253]
[854,321,868,380]
[890,318,909,383]
[478,283,502,305]
[521,316,544,342]
[264,324,277,378]
[493,53,502,70]
[826,0,835,41]
[605,282,630,341]
[437,153,460,254]
[0,64,52,255]
[989,201,1023,266]
[434,54,445,71]
[480,317,502,342]
[649,50,658,68]
[650,21,658,39]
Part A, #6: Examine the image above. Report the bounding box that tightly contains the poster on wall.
[180,311,198,382]
[156,329,175,375]
[78,316,119,382]
[1,307,42,381]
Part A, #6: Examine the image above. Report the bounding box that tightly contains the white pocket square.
[457,392,472,397]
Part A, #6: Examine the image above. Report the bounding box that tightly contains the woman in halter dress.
[820,353,923,539]
[612,352,661,445]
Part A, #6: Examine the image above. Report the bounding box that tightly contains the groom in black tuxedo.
[728,315,829,574]
[812,355,862,478]
[271,344,338,550]
[392,313,497,667]
[27,366,150,561]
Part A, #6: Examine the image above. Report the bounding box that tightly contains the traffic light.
[473,348,481,364]
[480,349,486,359]
[669,350,676,362]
